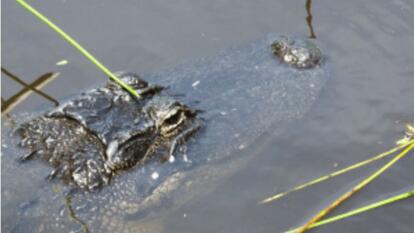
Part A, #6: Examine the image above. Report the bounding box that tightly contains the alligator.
[2,35,329,233]
[17,72,202,191]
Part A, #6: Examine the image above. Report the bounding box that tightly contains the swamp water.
[2,0,414,232]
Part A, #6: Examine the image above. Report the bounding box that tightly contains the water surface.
[2,0,414,232]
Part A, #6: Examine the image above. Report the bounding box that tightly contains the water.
[2,0,414,232]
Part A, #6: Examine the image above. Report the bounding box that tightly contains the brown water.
[2,0,414,232]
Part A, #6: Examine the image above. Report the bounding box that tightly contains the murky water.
[2,0,414,232]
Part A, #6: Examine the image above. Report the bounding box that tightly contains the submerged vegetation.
[1,67,59,116]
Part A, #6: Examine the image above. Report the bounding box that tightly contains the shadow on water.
[1,67,60,116]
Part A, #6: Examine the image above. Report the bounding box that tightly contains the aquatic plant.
[262,124,414,232]
[16,0,140,98]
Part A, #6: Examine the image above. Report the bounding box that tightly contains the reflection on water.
[305,0,316,38]
[1,67,59,116]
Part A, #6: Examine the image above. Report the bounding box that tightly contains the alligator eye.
[164,111,182,126]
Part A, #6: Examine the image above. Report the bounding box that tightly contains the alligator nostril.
[271,36,322,69]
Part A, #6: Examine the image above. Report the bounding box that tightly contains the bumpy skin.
[271,36,322,68]
[17,73,201,191]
